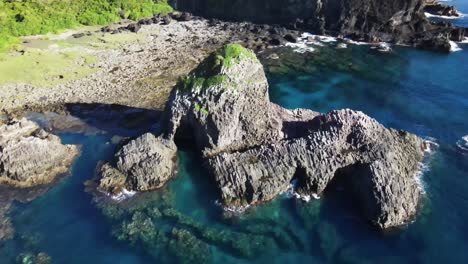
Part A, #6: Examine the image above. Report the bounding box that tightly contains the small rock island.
[0,118,79,188]
[97,44,427,230]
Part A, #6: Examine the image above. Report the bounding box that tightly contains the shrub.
[0,0,173,51]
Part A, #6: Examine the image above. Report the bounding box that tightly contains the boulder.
[98,133,177,194]
[284,33,298,43]
[126,23,141,33]
[0,118,79,187]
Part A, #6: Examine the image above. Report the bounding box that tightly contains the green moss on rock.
[176,44,255,93]
[217,43,257,68]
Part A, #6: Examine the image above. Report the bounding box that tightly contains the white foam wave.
[459,37,468,44]
[423,137,440,153]
[282,180,320,202]
[344,39,370,45]
[215,200,250,213]
[336,43,348,49]
[110,188,137,202]
[285,42,315,53]
[414,162,430,195]
[456,135,468,152]
[370,42,393,52]
[424,12,464,19]
[413,138,439,194]
[450,41,463,52]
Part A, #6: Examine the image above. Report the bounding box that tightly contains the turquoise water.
[1,3,468,263]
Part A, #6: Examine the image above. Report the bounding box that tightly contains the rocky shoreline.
[0,118,79,240]
[1,3,467,116]
[0,0,454,243]
[424,0,463,18]
[94,44,428,230]
[175,0,466,52]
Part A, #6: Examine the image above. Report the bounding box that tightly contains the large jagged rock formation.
[173,0,465,52]
[98,44,427,229]
[0,118,79,187]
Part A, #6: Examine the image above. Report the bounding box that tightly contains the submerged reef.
[90,183,298,263]
[96,43,427,230]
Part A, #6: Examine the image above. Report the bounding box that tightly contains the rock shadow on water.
[26,103,162,137]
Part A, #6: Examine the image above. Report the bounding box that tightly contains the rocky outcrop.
[172,0,465,52]
[98,44,427,229]
[98,133,177,195]
[208,110,424,229]
[0,118,79,187]
[424,0,462,17]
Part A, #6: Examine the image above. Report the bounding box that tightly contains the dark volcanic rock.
[284,33,298,43]
[126,23,141,33]
[162,15,172,25]
[97,44,427,230]
[170,11,193,21]
[424,0,462,17]
[173,0,466,52]
[269,34,286,46]
[0,118,79,188]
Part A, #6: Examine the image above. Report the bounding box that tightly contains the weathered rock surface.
[98,133,177,194]
[173,0,466,52]
[424,0,462,17]
[99,44,426,229]
[0,118,79,187]
[208,109,424,229]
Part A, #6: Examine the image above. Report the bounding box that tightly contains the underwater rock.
[0,201,13,241]
[16,252,51,264]
[0,118,79,187]
[99,44,426,230]
[98,133,177,195]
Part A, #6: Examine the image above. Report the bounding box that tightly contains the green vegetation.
[216,43,257,68]
[194,103,208,115]
[176,44,256,93]
[177,75,227,93]
[0,48,97,86]
[0,0,173,51]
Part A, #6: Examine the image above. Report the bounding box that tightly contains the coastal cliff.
[97,44,427,230]
[173,0,465,51]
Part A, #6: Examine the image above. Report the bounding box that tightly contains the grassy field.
[0,0,173,51]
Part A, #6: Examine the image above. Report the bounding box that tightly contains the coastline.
[0,19,234,115]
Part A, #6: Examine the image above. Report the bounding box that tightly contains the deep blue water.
[1,2,468,263]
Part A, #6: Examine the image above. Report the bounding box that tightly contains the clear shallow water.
[2,6,468,264]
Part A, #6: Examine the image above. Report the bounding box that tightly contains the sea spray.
[456,135,468,152]
[108,188,137,202]
[450,41,463,52]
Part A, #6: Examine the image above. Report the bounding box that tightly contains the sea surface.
[1,1,468,263]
